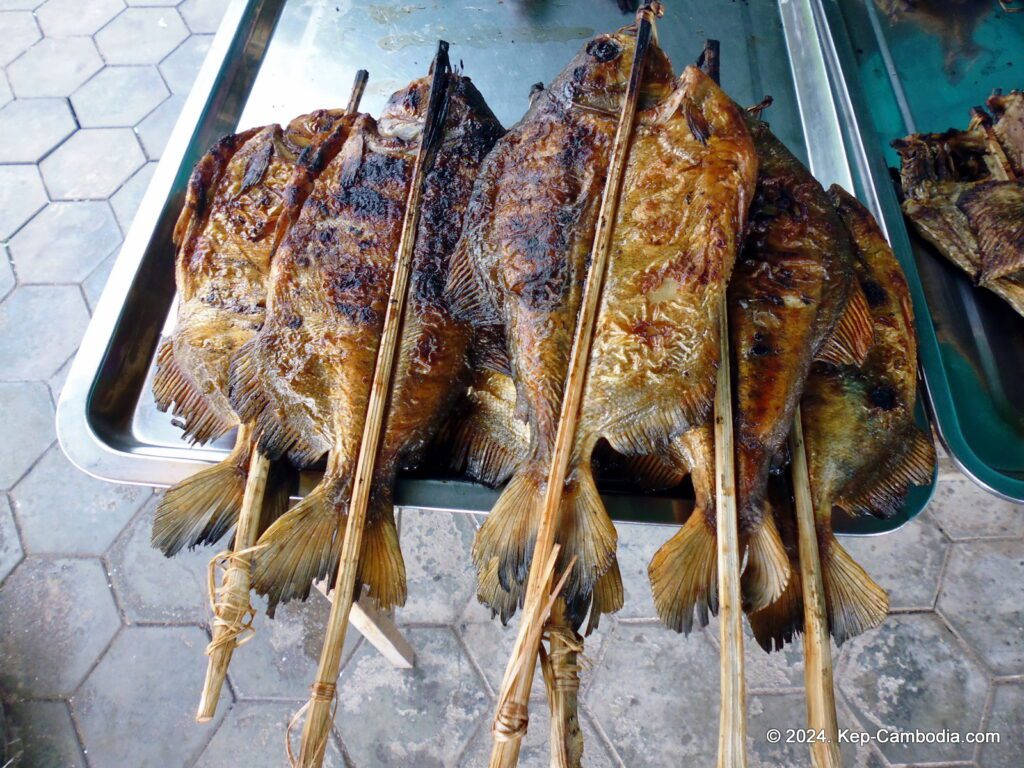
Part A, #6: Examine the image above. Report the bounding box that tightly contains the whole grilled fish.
[151,108,358,556]
[449,27,757,627]
[797,186,936,645]
[233,76,503,613]
[647,112,874,633]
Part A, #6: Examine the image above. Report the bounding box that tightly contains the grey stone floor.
[0,1,1022,767]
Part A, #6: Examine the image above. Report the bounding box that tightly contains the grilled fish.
[988,89,1024,176]
[648,113,875,633]
[449,27,757,628]
[795,185,935,645]
[151,108,358,556]
[233,76,503,614]
[895,126,1024,315]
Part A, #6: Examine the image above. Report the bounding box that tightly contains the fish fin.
[585,559,624,636]
[229,338,324,466]
[821,532,888,646]
[748,559,804,653]
[741,509,791,613]
[251,479,406,616]
[152,338,235,445]
[470,323,512,377]
[473,468,541,598]
[816,281,874,367]
[839,426,936,518]
[957,180,1024,283]
[445,240,501,328]
[151,437,250,556]
[605,398,711,458]
[444,414,522,488]
[648,511,718,634]
[624,451,688,492]
[476,556,522,626]
[557,461,618,607]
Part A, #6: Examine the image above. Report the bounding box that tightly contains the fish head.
[549,25,674,114]
[378,76,433,141]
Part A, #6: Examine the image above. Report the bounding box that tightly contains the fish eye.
[586,37,622,63]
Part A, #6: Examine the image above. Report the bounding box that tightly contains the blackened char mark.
[329,258,385,326]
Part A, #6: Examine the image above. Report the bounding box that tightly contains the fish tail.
[557,461,618,610]
[586,558,623,635]
[251,478,406,616]
[475,556,522,626]
[472,467,542,600]
[648,510,718,634]
[820,531,888,646]
[741,509,792,613]
[152,339,235,445]
[816,280,874,367]
[151,435,250,556]
[748,561,804,653]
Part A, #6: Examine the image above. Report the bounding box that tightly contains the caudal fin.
[648,510,718,634]
[741,510,791,613]
[557,462,617,606]
[585,559,623,635]
[251,480,406,616]
[820,532,888,645]
[152,437,250,556]
[473,469,541,597]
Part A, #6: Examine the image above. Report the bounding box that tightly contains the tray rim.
[55,0,939,531]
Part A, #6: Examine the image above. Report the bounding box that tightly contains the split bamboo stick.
[292,44,453,768]
[488,5,663,766]
[195,70,370,723]
[790,408,842,768]
[543,599,584,768]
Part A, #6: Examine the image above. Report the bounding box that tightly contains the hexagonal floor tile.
[586,622,721,766]
[0,286,89,380]
[35,0,125,37]
[928,477,1024,540]
[136,93,183,159]
[72,625,226,766]
[0,382,54,489]
[82,249,119,311]
[0,71,12,108]
[615,522,669,620]
[71,65,168,128]
[397,508,478,625]
[40,128,145,200]
[0,0,45,8]
[724,617,805,691]
[459,705,617,768]
[106,497,211,624]
[7,37,102,97]
[0,494,23,583]
[0,247,13,300]
[227,593,361,700]
[4,700,86,768]
[10,201,121,283]
[196,700,345,768]
[979,683,1024,768]
[0,164,47,241]
[746,692,811,768]
[159,34,212,95]
[0,11,40,66]
[110,161,155,231]
[0,557,120,697]
[335,626,490,766]
[12,444,149,555]
[179,0,231,34]
[95,7,189,66]
[48,354,73,405]
[841,516,948,611]
[0,98,76,163]
[937,539,1024,676]
[837,613,989,764]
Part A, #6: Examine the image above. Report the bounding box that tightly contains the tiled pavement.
[0,2,1022,767]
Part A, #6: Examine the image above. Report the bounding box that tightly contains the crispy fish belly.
[151,110,355,557]
[894,128,1024,315]
[235,76,504,614]
[793,186,936,645]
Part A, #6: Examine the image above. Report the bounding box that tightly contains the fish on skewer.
[648,110,874,634]
[758,185,936,648]
[233,75,504,614]
[151,100,364,556]
[987,89,1024,175]
[448,26,757,629]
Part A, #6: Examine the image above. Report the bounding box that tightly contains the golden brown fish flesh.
[233,76,503,614]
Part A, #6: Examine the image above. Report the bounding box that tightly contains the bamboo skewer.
[790,408,842,768]
[292,44,453,768]
[698,38,749,768]
[542,599,584,768]
[488,6,662,766]
[194,70,370,724]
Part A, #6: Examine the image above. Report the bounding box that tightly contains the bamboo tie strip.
[292,44,453,768]
[790,409,843,768]
[698,38,750,768]
[487,5,663,767]
[194,70,370,724]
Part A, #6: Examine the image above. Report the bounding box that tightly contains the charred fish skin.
[988,89,1024,176]
[235,76,503,614]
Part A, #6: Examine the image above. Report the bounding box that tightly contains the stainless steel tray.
[55,0,937,533]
